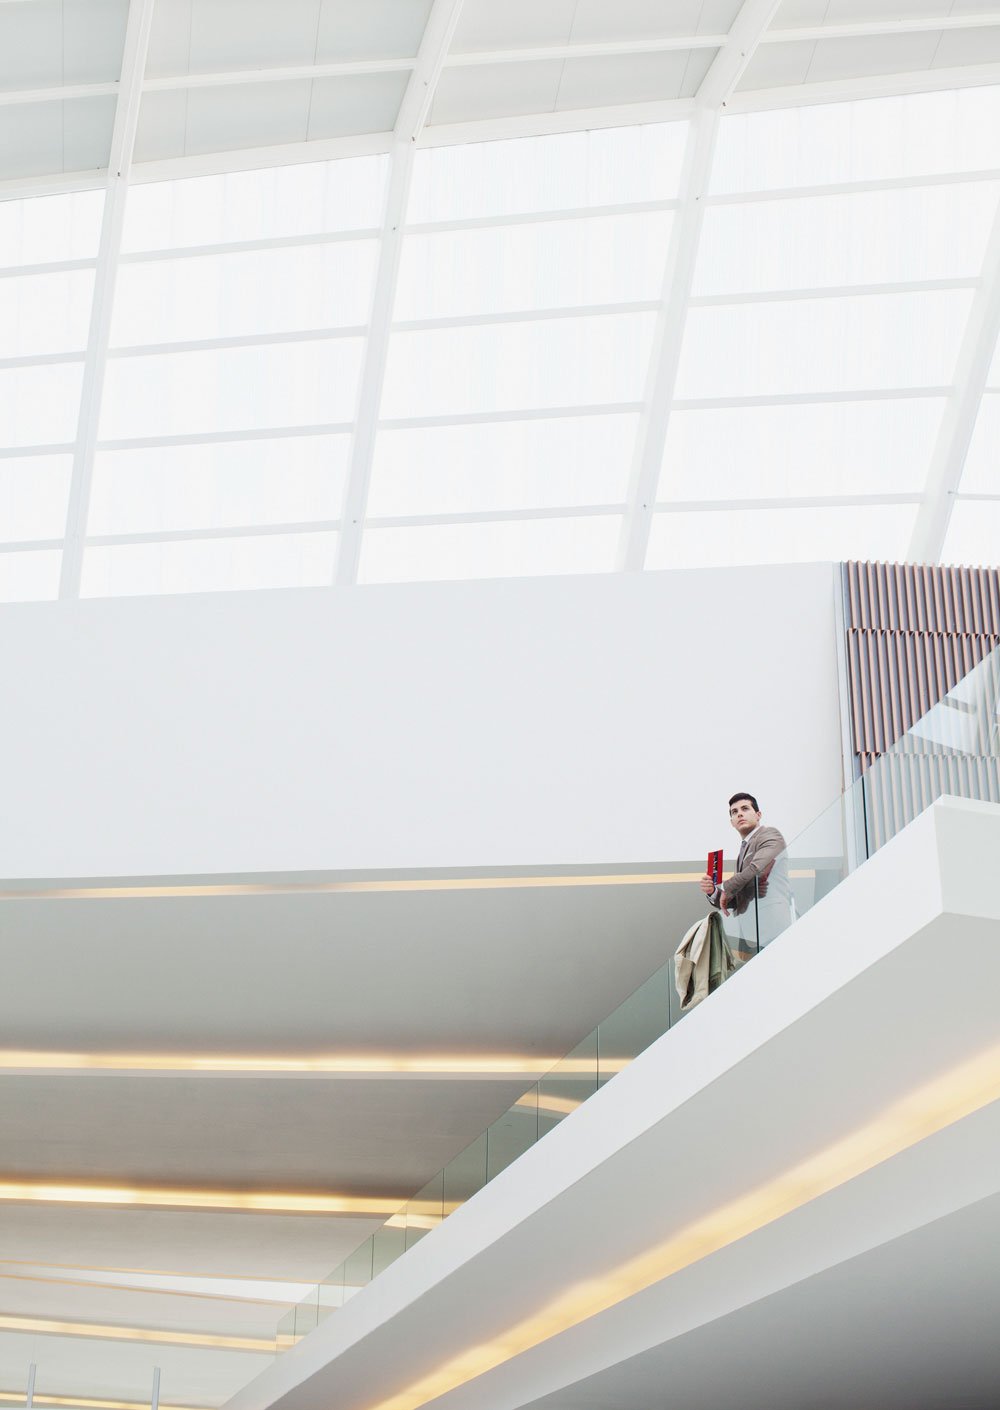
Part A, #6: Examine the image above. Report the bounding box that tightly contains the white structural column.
[617,0,782,572]
[908,197,1000,563]
[334,0,466,586]
[59,0,157,598]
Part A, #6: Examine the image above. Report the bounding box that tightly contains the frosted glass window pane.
[712,88,1000,194]
[694,184,1000,295]
[369,415,637,516]
[0,269,94,357]
[88,436,350,535]
[0,549,61,601]
[111,242,376,346]
[360,515,621,583]
[942,501,1000,569]
[100,340,364,439]
[0,364,83,446]
[0,190,103,267]
[0,455,72,541]
[123,156,388,251]
[408,124,687,223]
[645,505,917,570]
[81,531,337,597]
[395,213,671,320]
[676,292,972,400]
[959,394,1000,495]
[381,313,655,419]
[659,398,944,501]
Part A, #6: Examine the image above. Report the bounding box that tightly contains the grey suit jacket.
[710,825,789,916]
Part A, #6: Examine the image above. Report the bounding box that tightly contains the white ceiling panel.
[451,0,578,54]
[146,0,431,79]
[137,74,404,163]
[136,82,313,160]
[568,0,742,43]
[737,37,815,89]
[553,50,716,109]
[0,1203,368,1282]
[0,0,127,92]
[148,0,325,77]
[933,25,1000,66]
[774,0,971,23]
[315,0,434,62]
[305,70,408,138]
[431,50,713,126]
[452,0,741,52]
[741,32,947,90]
[430,61,565,126]
[0,96,115,181]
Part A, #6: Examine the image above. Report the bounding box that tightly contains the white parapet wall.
[0,563,841,877]
[227,796,1000,1410]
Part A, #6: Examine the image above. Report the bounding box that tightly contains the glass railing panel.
[537,1028,598,1139]
[443,1127,488,1211]
[486,1087,538,1180]
[318,1262,345,1318]
[294,1287,319,1339]
[405,1169,444,1249]
[343,1234,375,1295]
[276,1305,297,1349]
[596,963,674,1086]
[372,1220,406,1276]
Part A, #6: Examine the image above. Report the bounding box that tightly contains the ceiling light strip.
[362,1042,1000,1410]
[0,871,712,901]
[0,1395,210,1410]
[0,1050,562,1077]
[0,1393,207,1404]
[0,1183,400,1216]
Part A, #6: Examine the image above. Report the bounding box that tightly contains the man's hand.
[720,895,730,917]
[699,874,715,896]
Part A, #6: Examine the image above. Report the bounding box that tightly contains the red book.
[707,849,723,887]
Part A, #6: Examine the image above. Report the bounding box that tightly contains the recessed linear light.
[0,1050,565,1079]
[0,1312,273,1351]
[362,1040,1000,1410]
[0,1182,401,1216]
[0,1393,211,1410]
[0,872,706,902]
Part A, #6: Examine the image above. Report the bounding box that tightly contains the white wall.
[0,564,842,877]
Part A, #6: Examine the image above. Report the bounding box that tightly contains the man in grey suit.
[699,792,792,950]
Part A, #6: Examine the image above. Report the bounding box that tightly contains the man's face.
[729,798,761,837]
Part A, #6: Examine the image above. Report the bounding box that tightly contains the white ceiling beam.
[698,0,783,108]
[58,0,156,600]
[129,131,392,185]
[445,36,725,65]
[618,0,781,572]
[908,200,1000,563]
[334,0,466,586]
[764,14,1000,43]
[143,58,413,91]
[0,170,107,202]
[0,82,117,106]
[419,98,694,147]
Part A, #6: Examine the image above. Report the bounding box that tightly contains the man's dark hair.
[729,792,759,813]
